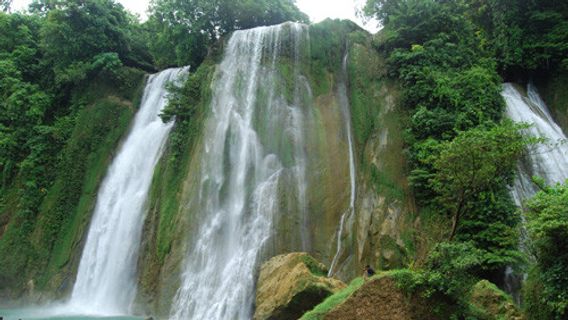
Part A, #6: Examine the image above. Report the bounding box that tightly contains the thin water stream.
[328,52,356,277]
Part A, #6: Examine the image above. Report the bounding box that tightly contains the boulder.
[254,253,346,320]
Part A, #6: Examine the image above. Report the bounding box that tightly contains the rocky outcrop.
[305,275,524,320]
[321,276,440,320]
[470,280,524,320]
[254,253,346,320]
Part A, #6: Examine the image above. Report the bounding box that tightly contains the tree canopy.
[146,0,308,68]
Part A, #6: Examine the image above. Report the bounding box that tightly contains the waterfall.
[68,67,187,315]
[328,52,356,277]
[169,23,312,320]
[502,83,568,303]
[503,83,568,201]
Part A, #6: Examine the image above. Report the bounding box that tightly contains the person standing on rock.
[363,264,375,280]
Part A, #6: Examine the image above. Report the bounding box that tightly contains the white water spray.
[68,67,187,315]
[169,23,311,320]
[503,83,568,202]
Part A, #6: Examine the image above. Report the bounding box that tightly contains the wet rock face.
[254,253,346,320]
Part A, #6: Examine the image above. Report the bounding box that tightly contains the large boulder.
[254,253,346,320]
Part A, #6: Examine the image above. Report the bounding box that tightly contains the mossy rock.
[254,253,346,320]
[470,280,524,320]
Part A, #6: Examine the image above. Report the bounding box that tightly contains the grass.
[302,255,329,277]
[300,277,365,320]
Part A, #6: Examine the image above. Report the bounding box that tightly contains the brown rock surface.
[323,277,438,320]
[254,253,346,320]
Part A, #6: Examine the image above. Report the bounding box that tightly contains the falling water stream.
[169,23,313,320]
[504,83,568,200]
[68,67,187,315]
[502,83,568,303]
[328,52,356,277]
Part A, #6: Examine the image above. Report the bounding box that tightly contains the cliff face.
[536,72,568,133]
[136,20,418,315]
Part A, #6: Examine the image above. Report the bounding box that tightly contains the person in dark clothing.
[363,264,376,280]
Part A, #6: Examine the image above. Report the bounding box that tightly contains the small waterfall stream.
[68,67,187,315]
[503,83,568,202]
[169,23,312,320]
[502,82,568,303]
[328,52,356,277]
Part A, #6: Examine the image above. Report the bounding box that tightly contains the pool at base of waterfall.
[0,308,143,320]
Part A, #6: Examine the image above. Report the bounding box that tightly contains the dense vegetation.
[0,0,151,292]
[524,182,568,319]
[363,0,568,318]
[365,0,519,283]
[146,0,308,68]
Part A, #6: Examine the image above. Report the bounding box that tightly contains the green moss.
[0,67,145,292]
[347,43,384,152]
[38,97,136,288]
[300,277,365,320]
[155,64,213,262]
[370,164,404,201]
[302,255,328,277]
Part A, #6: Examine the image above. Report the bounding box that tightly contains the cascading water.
[503,83,568,203]
[328,52,356,277]
[169,23,312,320]
[68,67,187,315]
[502,83,568,303]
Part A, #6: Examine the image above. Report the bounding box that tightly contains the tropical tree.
[146,0,308,68]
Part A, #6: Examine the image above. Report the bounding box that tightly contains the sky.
[11,0,380,33]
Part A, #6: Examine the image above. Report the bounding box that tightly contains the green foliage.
[429,123,530,215]
[160,63,213,161]
[302,255,328,277]
[469,0,568,74]
[420,123,531,275]
[0,66,144,291]
[151,62,214,264]
[0,1,152,292]
[308,19,362,73]
[146,0,308,68]
[524,182,568,319]
[363,0,534,280]
[40,0,153,84]
[389,242,485,319]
